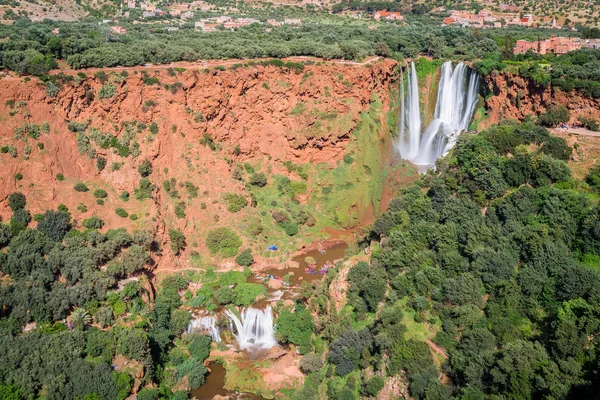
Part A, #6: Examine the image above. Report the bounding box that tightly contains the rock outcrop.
[481,71,600,128]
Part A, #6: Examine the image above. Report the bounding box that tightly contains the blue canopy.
[268,245,278,251]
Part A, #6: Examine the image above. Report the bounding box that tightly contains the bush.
[137,388,159,400]
[235,248,254,266]
[206,227,242,257]
[45,82,59,98]
[248,173,267,187]
[135,178,155,200]
[169,229,186,254]
[282,221,299,236]
[363,376,385,397]
[223,193,247,213]
[98,84,117,99]
[115,208,128,218]
[8,192,26,211]
[540,136,572,161]
[93,189,108,199]
[538,105,570,127]
[96,157,107,172]
[138,159,153,177]
[578,115,599,131]
[82,216,104,229]
[74,183,89,192]
[300,353,323,374]
[149,122,159,134]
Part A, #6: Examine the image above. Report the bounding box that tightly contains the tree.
[138,160,153,177]
[37,210,70,241]
[235,248,253,266]
[206,227,241,257]
[276,304,314,353]
[300,353,323,373]
[538,105,570,127]
[68,308,91,330]
[188,335,212,361]
[83,216,104,229]
[169,229,186,254]
[8,192,26,211]
[248,172,267,187]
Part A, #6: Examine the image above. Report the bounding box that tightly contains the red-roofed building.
[374,10,403,21]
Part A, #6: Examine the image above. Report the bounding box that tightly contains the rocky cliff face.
[0,59,397,268]
[481,71,600,128]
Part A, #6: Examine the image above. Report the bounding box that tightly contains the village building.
[514,36,585,55]
[373,10,403,21]
[111,26,128,34]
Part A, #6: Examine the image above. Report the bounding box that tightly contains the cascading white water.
[224,306,277,353]
[186,314,222,343]
[398,61,422,161]
[397,61,480,168]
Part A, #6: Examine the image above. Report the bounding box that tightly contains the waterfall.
[224,306,277,353]
[186,314,221,343]
[398,61,422,161]
[398,61,480,168]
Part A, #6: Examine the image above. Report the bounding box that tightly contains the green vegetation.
[291,121,600,399]
[206,227,241,257]
[73,182,89,192]
[223,193,247,213]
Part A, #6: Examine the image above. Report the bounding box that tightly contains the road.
[551,127,600,138]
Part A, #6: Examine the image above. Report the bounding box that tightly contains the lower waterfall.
[397,60,480,168]
[225,306,277,353]
[187,306,277,357]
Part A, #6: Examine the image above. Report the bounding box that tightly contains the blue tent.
[268,245,278,251]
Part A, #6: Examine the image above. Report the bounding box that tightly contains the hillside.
[0,58,398,271]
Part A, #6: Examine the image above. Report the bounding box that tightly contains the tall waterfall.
[398,61,480,168]
[225,306,277,353]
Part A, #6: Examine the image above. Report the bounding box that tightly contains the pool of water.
[190,363,264,400]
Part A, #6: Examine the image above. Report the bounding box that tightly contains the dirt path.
[426,339,448,360]
[551,127,600,138]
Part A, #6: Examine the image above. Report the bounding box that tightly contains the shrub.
[248,172,267,187]
[363,376,385,397]
[578,115,599,131]
[174,202,186,219]
[96,157,107,172]
[129,214,138,220]
[74,182,89,192]
[45,81,59,98]
[82,216,104,229]
[223,193,247,213]
[275,305,314,353]
[206,227,241,257]
[115,208,129,218]
[120,191,130,201]
[138,159,153,177]
[8,192,26,211]
[232,283,267,306]
[67,121,88,133]
[169,229,186,254]
[300,353,323,374]
[282,221,299,236]
[93,189,108,199]
[185,181,199,198]
[98,84,117,99]
[540,136,572,161]
[149,122,159,134]
[235,249,254,266]
[137,388,159,400]
[135,178,155,200]
[56,173,64,181]
[538,105,570,127]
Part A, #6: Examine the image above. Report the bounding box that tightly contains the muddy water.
[190,363,264,400]
[251,242,348,288]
